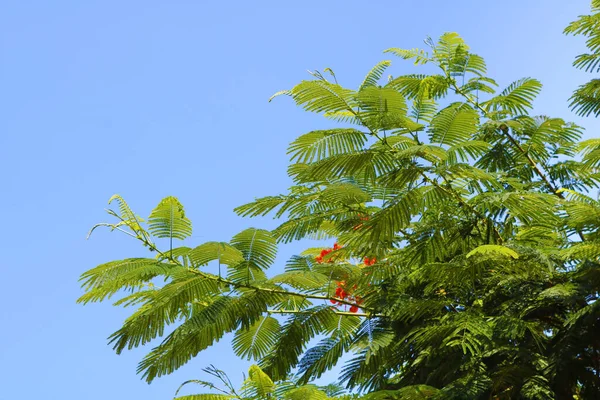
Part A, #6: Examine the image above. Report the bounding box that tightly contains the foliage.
[80,28,600,399]
[566,0,600,116]
[172,364,355,400]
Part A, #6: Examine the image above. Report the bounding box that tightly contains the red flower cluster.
[363,257,377,266]
[315,242,342,264]
[314,242,372,314]
[330,281,362,313]
[334,282,347,302]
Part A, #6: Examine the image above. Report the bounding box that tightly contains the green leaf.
[283,80,356,114]
[108,272,221,354]
[137,292,278,383]
[287,129,368,164]
[357,86,408,130]
[387,74,449,100]
[569,79,600,117]
[77,258,175,304]
[282,385,329,400]
[106,194,146,234]
[384,48,431,65]
[360,60,392,90]
[174,395,233,400]
[429,102,479,146]
[446,140,491,164]
[148,196,192,241]
[188,242,244,267]
[482,78,542,115]
[466,245,519,259]
[261,307,338,381]
[230,228,277,270]
[245,364,275,397]
[232,316,281,360]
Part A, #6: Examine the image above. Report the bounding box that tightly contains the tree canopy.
[80,6,600,399]
[566,0,600,117]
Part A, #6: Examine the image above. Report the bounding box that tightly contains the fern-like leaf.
[287,129,368,164]
[482,78,542,115]
[148,196,192,243]
[360,60,392,90]
[232,316,281,360]
[429,102,479,146]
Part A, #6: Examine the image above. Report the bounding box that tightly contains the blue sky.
[1,1,598,398]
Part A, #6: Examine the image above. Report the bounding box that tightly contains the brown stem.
[267,309,380,318]
[143,238,381,313]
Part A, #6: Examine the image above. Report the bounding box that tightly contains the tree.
[79,29,600,398]
[565,0,600,116]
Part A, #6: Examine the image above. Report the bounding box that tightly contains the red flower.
[334,287,348,299]
[363,257,376,266]
[333,242,342,250]
[330,299,337,304]
[315,256,323,263]
[349,305,359,313]
[320,249,331,257]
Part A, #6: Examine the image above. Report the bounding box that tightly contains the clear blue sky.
[1,1,598,398]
